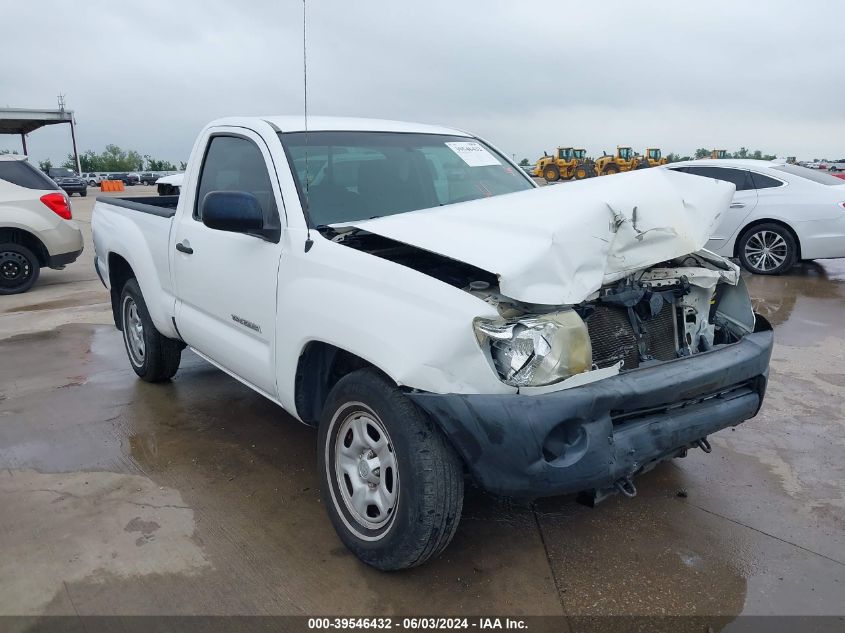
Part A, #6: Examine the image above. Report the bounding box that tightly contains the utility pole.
[59,94,82,175]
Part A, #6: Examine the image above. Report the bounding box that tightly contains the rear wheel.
[318,368,464,570]
[737,224,797,275]
[543,165,561,182]
[603,163,620,175]
[119,278,183,381]
[0,243,39,295]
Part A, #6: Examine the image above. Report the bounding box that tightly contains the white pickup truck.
[92,116,773,570]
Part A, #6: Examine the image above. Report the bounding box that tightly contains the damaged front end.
[469,250,756,394]
[326,169,773,501]
[405,251,773,502]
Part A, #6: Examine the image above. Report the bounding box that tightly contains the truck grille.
[587,304,678,370]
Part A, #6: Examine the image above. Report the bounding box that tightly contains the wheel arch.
[734,218,802,260]
[294,340,397,426]
[0,227,49,266]
[107,252,136,331]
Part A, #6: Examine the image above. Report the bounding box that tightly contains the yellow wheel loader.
[534,147,596,182]
[595,147,641,175]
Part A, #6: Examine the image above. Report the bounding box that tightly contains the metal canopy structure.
[0,107,81,173]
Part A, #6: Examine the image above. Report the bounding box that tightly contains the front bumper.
[409,325,774,498]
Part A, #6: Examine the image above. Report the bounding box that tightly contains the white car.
[664,159,845,274]
[92,116,773,569]
[0,155,84,294]
[155,172,183,195]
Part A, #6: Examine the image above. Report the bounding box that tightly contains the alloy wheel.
[744,230,788,272]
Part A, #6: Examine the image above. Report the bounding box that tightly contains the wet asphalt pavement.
[0,188,843,623]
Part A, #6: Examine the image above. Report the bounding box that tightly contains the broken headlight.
[473,310,592,387]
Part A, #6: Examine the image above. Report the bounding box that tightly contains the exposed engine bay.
[466,251,755,390]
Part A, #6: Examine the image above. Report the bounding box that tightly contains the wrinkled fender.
[92,202,179,339]
[273,230,515,418]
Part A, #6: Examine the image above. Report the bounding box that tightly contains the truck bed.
[95,195,179,218]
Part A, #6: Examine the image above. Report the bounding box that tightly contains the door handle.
[730,202,746,208]
[175,240,193,254]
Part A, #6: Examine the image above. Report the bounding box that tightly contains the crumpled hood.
[351,168,734,305]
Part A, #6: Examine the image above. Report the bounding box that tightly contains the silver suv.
[0,155,84,294]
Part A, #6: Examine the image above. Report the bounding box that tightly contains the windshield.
[280,131,534,226]
[772,164,845,186]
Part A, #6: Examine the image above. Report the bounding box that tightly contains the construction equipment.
[710,149,728,159]
[534,147,596,182]
[594,147,645,176]
[643,148,667,167]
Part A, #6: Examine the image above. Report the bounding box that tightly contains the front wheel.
[0,243,40,295]
[543,165,561,182]
[119,278,183,381]
[318,368,464,570]
[737,224,797,275]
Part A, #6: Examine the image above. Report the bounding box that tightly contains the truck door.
[684,166,757,250]
[171,130,283,397]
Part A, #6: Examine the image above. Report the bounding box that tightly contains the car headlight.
[473,310,592,387]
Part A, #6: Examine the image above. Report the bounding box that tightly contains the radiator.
[587,303,679,370]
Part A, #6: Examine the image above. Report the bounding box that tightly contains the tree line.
[1,146,185,173]
[666,148,778,162]
[518,147,781,166]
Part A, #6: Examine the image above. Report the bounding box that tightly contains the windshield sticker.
[445,142,501,167]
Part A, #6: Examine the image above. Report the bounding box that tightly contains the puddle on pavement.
[746,259,845,346]
[1,311,843,617]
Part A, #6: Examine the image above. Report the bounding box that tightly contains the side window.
[686,166,753,191]
[195,135,279,228]
[749,171,784,190]
[0,161,59,190]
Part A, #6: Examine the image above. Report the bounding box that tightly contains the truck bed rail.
[96,195,179,218]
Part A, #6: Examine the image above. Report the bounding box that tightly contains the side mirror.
[201,191,264,234]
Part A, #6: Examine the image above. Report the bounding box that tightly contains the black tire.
[318,368,464,571]
[737,223,797,275]
[0,243,40,295]
[119,278,183,382]
[543,165,561,182]
[603,163,620,175]
[574,163,594,180]
[80,189,87,197]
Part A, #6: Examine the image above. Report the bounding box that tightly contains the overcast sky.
[2,0,843,165]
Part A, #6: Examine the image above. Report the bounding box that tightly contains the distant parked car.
[139,172,161,185]
[155,172,184,195]
[665,159,845,274]
[105,173,139,186]
[81,172,100,186]
[827,162,845,173]
[46,168,88,197]
[0,156,84,294]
